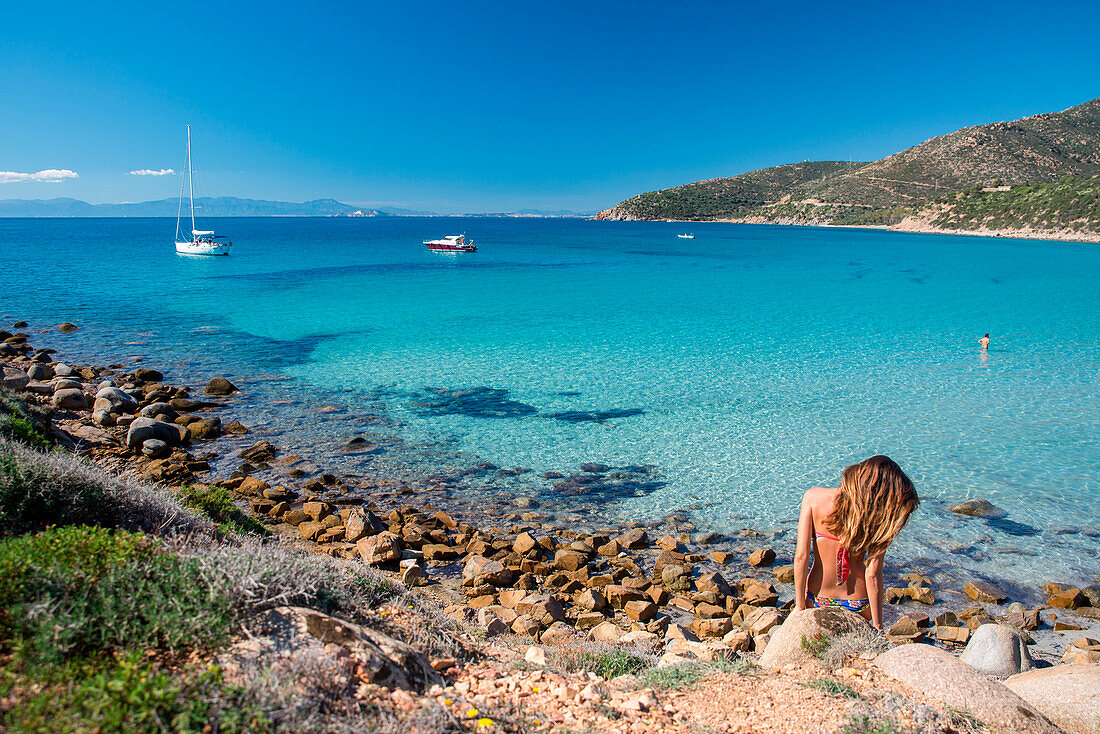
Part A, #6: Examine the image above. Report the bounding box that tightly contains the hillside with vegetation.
[597,97,1100,238]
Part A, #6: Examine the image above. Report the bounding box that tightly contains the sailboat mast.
[187,125,196,236]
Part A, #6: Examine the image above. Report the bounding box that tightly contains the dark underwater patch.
[546,408,644,423]
[985,517,1041,537]
[410,387,537,419]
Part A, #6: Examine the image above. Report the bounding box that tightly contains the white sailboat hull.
[175,240,231,256]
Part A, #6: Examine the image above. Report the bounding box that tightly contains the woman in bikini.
[793,455,919,629]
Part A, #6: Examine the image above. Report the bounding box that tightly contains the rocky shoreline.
[3,319,1099,732]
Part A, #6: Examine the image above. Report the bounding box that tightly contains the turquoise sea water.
[2,217,1098,589]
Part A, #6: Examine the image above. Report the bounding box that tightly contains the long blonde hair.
[826,455,918,560]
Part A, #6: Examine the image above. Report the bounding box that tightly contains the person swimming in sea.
[793,455,919,630]
[979,333,990,350]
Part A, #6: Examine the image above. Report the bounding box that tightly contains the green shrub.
[0,393,49,450]
[637,661,707,690]
[179,485,268,536]
[801,632,829,657]
[551,645,652,679]
[0,447,106,535]
[802,676,861,698]
[3,651,270,734]
[0,526,232,664]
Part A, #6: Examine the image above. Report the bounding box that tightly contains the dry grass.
[822,627,892,670]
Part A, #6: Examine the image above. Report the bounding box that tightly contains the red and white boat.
[424,234,476,252]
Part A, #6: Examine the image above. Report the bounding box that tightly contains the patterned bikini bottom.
[806,591,870,613]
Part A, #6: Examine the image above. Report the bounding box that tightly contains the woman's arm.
[864,553,886,629]
[793,491,813,611]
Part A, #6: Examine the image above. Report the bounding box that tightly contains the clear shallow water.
[2,217,1098,588]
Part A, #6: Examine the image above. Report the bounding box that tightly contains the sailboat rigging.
[175,126,232,256]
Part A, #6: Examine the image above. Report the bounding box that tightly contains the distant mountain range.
[0,196,370,218]
[597,97,1100,239]
[0,196,594,219]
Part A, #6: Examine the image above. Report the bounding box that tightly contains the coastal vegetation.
[598,97,1100,239]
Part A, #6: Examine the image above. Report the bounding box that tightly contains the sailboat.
[175,125,232,256]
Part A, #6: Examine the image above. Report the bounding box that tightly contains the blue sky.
[2,1,1098,212]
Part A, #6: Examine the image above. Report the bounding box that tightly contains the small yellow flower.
[443,698,452,706]
[477,718,493,727]
[466,707,479,718]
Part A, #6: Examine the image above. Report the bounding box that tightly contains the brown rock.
[936,625,970,645]
[517,595,565,625]
[513,531,539,555]
[647,586,670,606]
[597,539,622,556]
[432,510,456,528]
[741,578,779,606]
[298,521,325,541]
[625,600,658,622]
[462,555,514,588]
[965,580,1008,604]
[696,571,733,597]
[468,595,496,609]
[576,588,607,612]
[511,615,541,636]
[772,565,795,583]
[887,616,922,641]
[709,550,733,565]
[554,549,587,572]
[239,440,277,463]
[575,612,606,630]
[302,501,331,521]
[344,510,384,542]
[281,509,310,526]
[588,621,621,642]
[421,543,458,561]
[749,548,776,566]
[205,377,238,395]
[1047,588,1086,609]
[604,585,646,609]
[949,498,1006,518]
[617,528,649,550]
[695,602,727,619]
[743,607,780,635]
[357,532,401,565]
[656,534,682,552]
[498,589,527,608]
[236,476,269,496]
[692,617,733,638]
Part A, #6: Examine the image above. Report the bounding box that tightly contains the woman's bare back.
[805,486,869,600]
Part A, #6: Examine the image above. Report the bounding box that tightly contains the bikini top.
[815,530,851,583]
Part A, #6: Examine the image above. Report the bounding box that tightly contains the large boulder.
[462,555,515,588]
[1,365,30,391]
[873,644,1060,733]
[950,498,1007,518]
[140,402,178,419]
[357,532,401,565]
[94,386,139,414]
[52,388,89,410]
[1005,663,1100,734]
[126,417,189,448]
[205,377,239,395]
[757,607,870,669]
[960,623,1034,678]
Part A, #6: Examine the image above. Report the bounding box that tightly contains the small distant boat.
[424,234,477,252]
[175,125,232,256]
[677,233,695,239]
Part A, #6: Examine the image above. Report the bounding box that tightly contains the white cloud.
[0,169,79,183]
[128,168,175,176]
